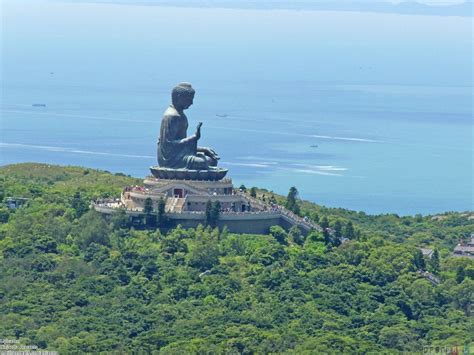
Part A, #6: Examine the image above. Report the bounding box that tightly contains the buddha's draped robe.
[157,106,198,169]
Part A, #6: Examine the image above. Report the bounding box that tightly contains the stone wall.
[167,212,299,235]
[94,204,313,235]
[167,215,281,234]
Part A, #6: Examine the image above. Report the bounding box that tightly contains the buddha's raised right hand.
[195,122,203,140]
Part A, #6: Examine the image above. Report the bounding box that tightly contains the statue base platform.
[150,166,228,181]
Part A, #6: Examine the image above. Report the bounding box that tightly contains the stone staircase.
[174,197,187,213]
[165,196,187,213]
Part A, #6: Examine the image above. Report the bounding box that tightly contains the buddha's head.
[172,82,195,110]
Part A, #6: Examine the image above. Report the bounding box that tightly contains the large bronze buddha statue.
[150,83,228,180]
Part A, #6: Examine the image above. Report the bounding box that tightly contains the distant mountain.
[72,0,473,17]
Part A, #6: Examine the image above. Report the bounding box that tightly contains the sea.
[1,0,472,215]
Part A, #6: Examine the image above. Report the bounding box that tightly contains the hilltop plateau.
[0,163,472,353]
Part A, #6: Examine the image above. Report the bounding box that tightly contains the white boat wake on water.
[0,109,154,124]
[221,162,274,168]
[209,125,383,143]
[291,163,348,172]
[0,143,154,159]
[0,143,348,177]
[289,168,343,177]
[310,135,383,143]
[1,108,382,144]
[223,159,349,177]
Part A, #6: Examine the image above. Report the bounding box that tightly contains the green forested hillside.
[0,163,472,354]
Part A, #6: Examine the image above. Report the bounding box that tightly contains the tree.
[34,235,58,253]
[71,191,88,218]
[0,207,10,223]
[157,197,166,225]
[430,249,440,274]
[450,279,473,316]
[187,229,220,271]
[413,249,426,270]
[269,194,277,204]
[456,265,465,283]
[320,216,330,244]
[302,232,328,262]
[378,325,416,351]
[160,232,188,255]
[322,229,331,246]
[270,225,288,245]
[465,266,474,280]
[333,220,343,239]
[250,187,257,198]
[143,197,153,214]
[320,216,329,229]
[143,197,155,227]
[289,225,304,245]
[111,209,129,229]
[285,186,300,214]
[211,201,221,227]
[75,211,109,249]
[344,221,355,239]
[239,184,247,191]
[206,200,220,227]
[205,200,213,225]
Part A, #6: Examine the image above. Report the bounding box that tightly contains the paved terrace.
[93,192,321,234]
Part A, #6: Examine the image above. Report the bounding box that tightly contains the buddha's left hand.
[200,147,220,160]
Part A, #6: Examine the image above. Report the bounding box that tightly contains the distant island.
[0,162,472,353]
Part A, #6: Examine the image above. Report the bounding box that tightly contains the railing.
[94,202,282,217]
[92,203,143,214]
[237,191,322,232]
[124,187,159,196]
[417,270,440,285]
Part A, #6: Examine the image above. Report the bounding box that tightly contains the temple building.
[452,235,474,259]
[122,177,248,213]
[94,174,319,235]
